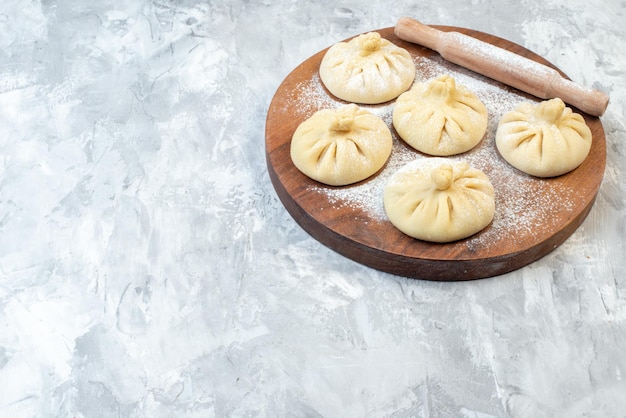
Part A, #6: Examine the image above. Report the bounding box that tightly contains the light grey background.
[1,0,624,416]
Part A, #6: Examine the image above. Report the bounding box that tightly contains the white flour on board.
[290,54,579,248]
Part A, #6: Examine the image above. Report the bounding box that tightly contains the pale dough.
[495,98,592,177]
[290,104,393,186]
[383,158,495,243]
[392,75,488,156]
[319,32,416,104]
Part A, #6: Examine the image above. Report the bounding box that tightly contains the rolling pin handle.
[394,17,442,51]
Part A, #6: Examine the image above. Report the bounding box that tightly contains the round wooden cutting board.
[265,26,606,281]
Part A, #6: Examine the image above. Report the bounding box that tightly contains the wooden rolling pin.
[394,17,609,116]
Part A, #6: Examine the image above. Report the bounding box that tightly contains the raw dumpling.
[383,158,495,243]
[319,32,416,104]
[495,98,592,177]
[290,104,393,186]
[392,75,488,156]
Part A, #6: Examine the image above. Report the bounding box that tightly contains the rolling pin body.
[394,17,609,116]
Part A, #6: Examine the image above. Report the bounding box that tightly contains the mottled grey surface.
[1,0,625,417]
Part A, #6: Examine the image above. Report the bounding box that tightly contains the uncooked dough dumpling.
[384,158,495,243]
[319,32,416,104]
[392,75,488,156]
[290,104,393,186]
[495,98,592,177]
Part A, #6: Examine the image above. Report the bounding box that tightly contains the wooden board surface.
[265,26,606,281]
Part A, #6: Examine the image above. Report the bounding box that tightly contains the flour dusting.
[290,54,578,249]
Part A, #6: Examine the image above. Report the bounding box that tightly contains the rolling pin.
[394,17,609,116]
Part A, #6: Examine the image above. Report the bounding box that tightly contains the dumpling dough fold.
[319,32,416,104]
[392,75,488,156]
[290,104,393,186]
[384,158,495,242]
[495,98,592,177]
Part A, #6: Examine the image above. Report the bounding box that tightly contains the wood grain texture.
[265,26,606,281]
